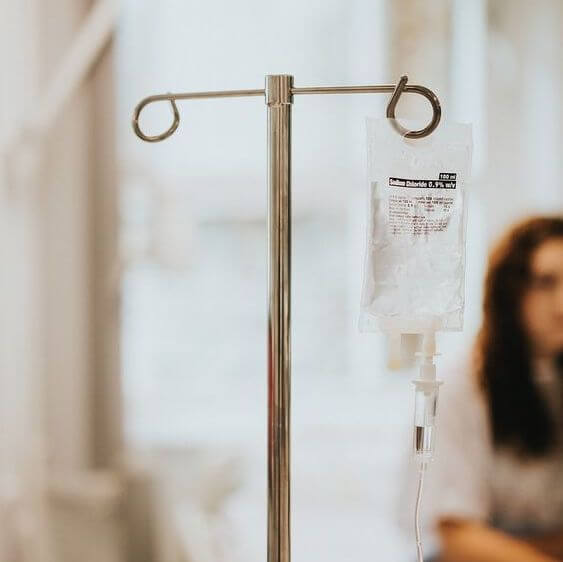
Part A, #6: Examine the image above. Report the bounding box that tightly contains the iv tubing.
[415,462,427,562]
[412,332,441,562]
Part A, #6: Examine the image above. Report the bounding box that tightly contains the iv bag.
[359,118,473,335]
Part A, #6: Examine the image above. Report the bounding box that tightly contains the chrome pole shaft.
[266,74,292,562]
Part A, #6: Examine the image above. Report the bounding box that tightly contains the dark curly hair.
[475,216,563,458]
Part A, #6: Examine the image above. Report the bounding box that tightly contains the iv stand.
[132,74,441,562]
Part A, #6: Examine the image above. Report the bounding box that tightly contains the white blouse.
[400,355,563,559]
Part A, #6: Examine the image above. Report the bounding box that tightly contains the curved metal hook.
[132,88,266,142]
[131,77,441,143]
[132,93,180,143]
[386,75,441,139]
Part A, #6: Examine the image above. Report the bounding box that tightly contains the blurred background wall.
[0,0,561,561]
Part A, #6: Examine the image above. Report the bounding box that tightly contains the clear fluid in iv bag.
[415,425,435,454]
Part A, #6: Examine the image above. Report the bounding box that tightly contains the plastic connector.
[412,333,443,465]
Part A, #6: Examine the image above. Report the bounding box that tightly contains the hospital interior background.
[0,0,562,561]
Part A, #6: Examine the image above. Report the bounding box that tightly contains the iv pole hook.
[132,75,441,143]
[386,75,441,138]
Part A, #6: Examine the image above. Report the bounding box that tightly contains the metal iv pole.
[132,74,441,562]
